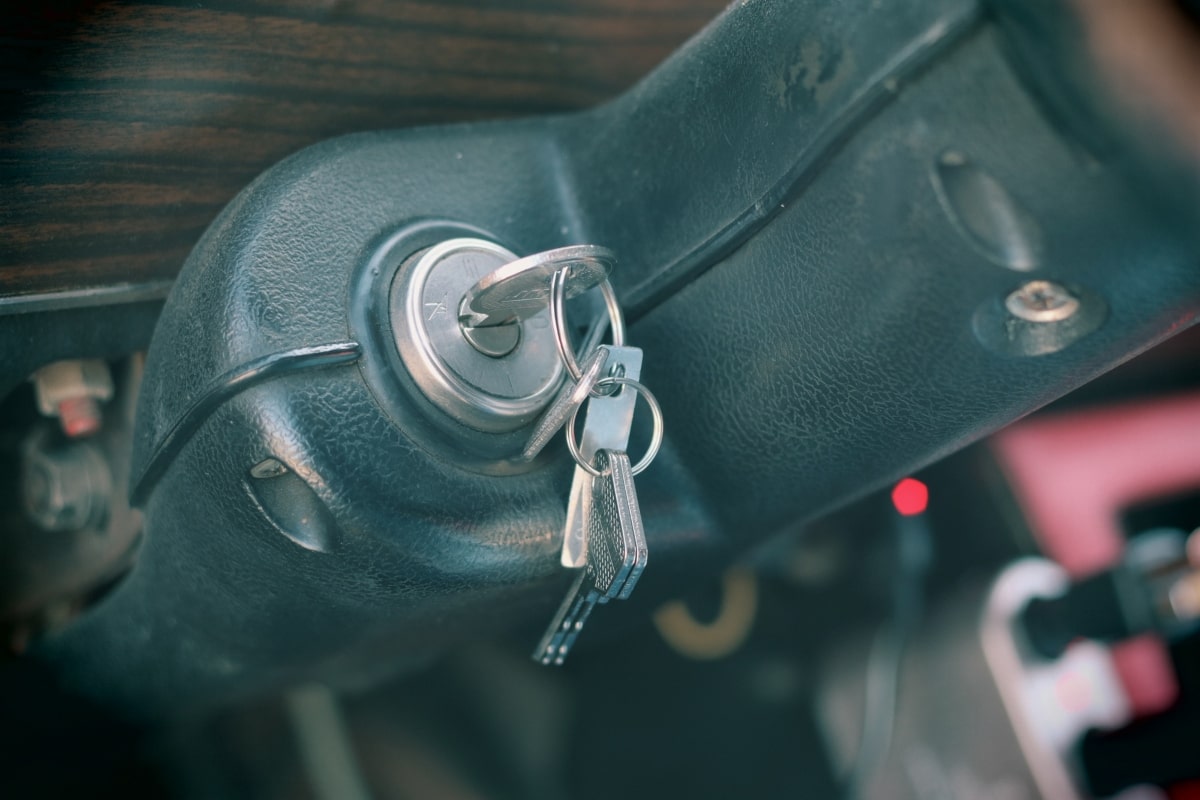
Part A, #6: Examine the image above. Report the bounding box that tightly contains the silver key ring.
[549,266,625,382]
[565,377,663,477]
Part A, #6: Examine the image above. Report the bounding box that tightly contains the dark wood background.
[0,0,726,298]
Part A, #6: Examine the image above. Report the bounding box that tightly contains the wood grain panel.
[0,0,727,298]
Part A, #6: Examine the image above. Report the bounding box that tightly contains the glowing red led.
[891,478,929,516]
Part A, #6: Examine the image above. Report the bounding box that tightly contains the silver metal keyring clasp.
[549,266,625,383]
[565,376,663,477]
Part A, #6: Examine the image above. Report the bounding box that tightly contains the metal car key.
[561,345,643,567]
[521,345,609,461]
[533,450,646,665]
[459,245,616,329]
[521,308,613,460]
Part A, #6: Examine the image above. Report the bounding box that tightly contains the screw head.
[1005,280,1080,323]
[249,457,289,480]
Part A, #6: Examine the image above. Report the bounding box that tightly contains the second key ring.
[549,265,626,382]
[565,376,663,477]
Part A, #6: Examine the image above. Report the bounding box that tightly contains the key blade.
[551,601,598,664]
[561,465,592,567]
[521,347,609,462]
[532,570,594,665]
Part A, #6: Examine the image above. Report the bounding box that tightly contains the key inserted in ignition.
[390,238,565,433]
[457,245,616,358]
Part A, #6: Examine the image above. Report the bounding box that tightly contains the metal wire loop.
[550,265,625,382]
[564,377,663,477]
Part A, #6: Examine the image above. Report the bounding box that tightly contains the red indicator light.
[891,478,929,516]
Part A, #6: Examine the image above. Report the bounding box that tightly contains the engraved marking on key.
[561,345,643,568]
[521,346,609,462]
[534,451,641,665]
[424,294,448,321]
[459,245,616,329]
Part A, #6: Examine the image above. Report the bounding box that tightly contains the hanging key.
[521,345,610,462]
[560,345,643,567]
[533,450,646,665]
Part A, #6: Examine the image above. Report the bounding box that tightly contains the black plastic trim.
[130,341,362,505]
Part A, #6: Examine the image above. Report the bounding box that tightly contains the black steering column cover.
[39,0,1200,717]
